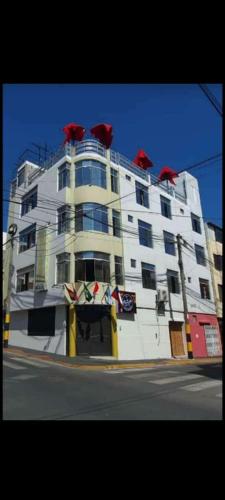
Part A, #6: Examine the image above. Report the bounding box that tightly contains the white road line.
[105,367,175,374]
[127,370,178,380]
[3,360,27,370]
[149,374,204,385]
[10,356,50,368]
[182,380,222,392]
[12,374,37,381]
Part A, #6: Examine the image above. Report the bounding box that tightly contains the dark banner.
[119,291,136,313]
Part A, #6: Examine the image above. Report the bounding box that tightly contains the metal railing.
[75,140,106,158]
[110,150,148,181]
[150,173,187,204]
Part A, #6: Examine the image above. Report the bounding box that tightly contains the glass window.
[128,215,133,222]
[16,266,35,292]
[111,168,118,193]
[19,224,36,253]
[138,220,153,248]
[195,244,206,266]
[56,253,70,283]
[18,168,25,187]
[167,270,180,293]
[131,259,136,268]
[57,206,71,234]
[141,262,156,290]
[58,163,70,190]
[218,284,222,301]
[191,213,201,234]
[126,175,131,181]
[112,210,121,237]
[199,279,210,299]
[75,252,110,283]
[75,160,106,189]
[160,195,172,219]
[21,187,37,216]
[215,227,222,243]
[75,203,108,234]
[115,256,123,285]
[164,231,176,255]
[214,254,222,271]
[136,181,149,208]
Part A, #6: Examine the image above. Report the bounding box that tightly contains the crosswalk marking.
[105,367,174,374]
[149,374,204,385]
[127,370,178,380]
[10,356,50,368]
[182,380,222,392]
[12,374,37,381]
[3,360,27,370]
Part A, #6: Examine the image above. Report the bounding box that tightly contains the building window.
[214,254,222,271]
[75,203,108,234]
[18,168,25,187]
[160,195,172,219]
[75,252,110,283]
[11,180,17,198]
[164,231,176,256]
[16,266,35,292]
[57,205,71,235]
[111,168,118,193]
[199,278,210,299]
[218,284,223,302]
[28,307,55,336]
[56,253,70,283]
[167,270,180,294]
[136,181,149,208]
[191,213,201,234]
[58,162,70,190]
[126,174,131,181]
[138,220,153,248]
[131,259,136,268]
[195,244,206,266]
[112,210,121,237]
[128,215,133,223]
[215,227,222,243]
[180,208,184,214]
[19,224,36,253]
[141,262,156,290]
[21,187,37,216]
[75,160,106,189]
[115,256,123,285]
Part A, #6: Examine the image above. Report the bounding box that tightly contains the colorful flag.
[111,286,122,305]
[64,284,79,304]
[93,282,99,295]
[83,283,93,302]
[101,286,112,305]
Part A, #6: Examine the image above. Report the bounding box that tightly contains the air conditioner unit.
[157,289,168,302]
[35,282,48,292]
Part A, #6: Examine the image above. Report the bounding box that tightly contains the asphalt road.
[3,352,223,420]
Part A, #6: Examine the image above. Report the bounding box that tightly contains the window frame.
[163,231,176,256]
[56,253,70,284]
[141,262,156,290]
[75,159,107,190]
[135,181,149,208]
[16,265,35,292]
[57,205,71,235]
[21,187,37,216]
[160,195,172,219]
[138,219,153,248]
[115,255,123,285]
[75,251,110,283]
[199,278,211,300]
[213,254,222,271]
[19,224,36,253]
[191,212,202,234]
[195,244,206,266]
[75,203,108,234]
[167,269,180,294]
[58,162,70,191]
[110,168,119,193]
[112,209,121,238]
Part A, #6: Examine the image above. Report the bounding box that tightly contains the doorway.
[169,321,185,356]
[76,305,112,356]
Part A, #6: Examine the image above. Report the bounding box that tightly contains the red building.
[189,313,222,358]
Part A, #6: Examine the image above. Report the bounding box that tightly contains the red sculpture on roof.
[63,123,85,144]
[90,123,113,149]
[133,149,153,169]
[158,166,178,185]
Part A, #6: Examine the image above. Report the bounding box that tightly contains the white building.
[5,139,221,359]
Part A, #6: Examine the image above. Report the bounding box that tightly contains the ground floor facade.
[8,304,222,360]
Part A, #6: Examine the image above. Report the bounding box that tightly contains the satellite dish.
[8,223,18,236]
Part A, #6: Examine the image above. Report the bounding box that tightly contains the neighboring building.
[3,232,7,317]
[204,222,223,346]
[5,138,222,359]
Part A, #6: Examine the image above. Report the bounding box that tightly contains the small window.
[141,262,156,290]
[188,277,191,283]
[136,181,149,208]
[160,195,172,219]
[111,168,119,193]
[16,266,35,292]
[218,284,222,301]
[131,259,136,268]
[215,227,222,243]
[128,215,133,223]
[112,210,121,238]
[19,224,36,253]
[199,279,210,299]
[115,256,123,285]
[180,208,184,214]
[167,270,180,294]
[58,206,71,235]
[126,174,131,181]
[191,213,201,234]
[138,220,153,248]
[58,163,70,190]
[164,231,176,256]
[75,252,110,283]
[195,244,206,266]
[56,253,70,283]
[21,187,37,216]
[213,254,222,271]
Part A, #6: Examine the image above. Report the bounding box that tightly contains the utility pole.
[3,224,17,348]
[176,234,193,359]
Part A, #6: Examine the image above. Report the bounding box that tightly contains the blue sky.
[3,83,222,232]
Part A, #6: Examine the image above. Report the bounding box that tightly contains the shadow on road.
[190,363,222,381]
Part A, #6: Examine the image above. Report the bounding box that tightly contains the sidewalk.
[3,345,223,371]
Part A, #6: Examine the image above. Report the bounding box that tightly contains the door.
[204,325,222,356]
[169,321,185,356]
[76,305,112,356]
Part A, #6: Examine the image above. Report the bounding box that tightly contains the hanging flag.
[64,283,79,304]
[93,282,99,295]
[158,166,178,185]
[133,149,153,169]
[90,123,113,149]
[111,286,122,304]
[101,286,112,305]
[83,283,93,303]
[63,123,85,144]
